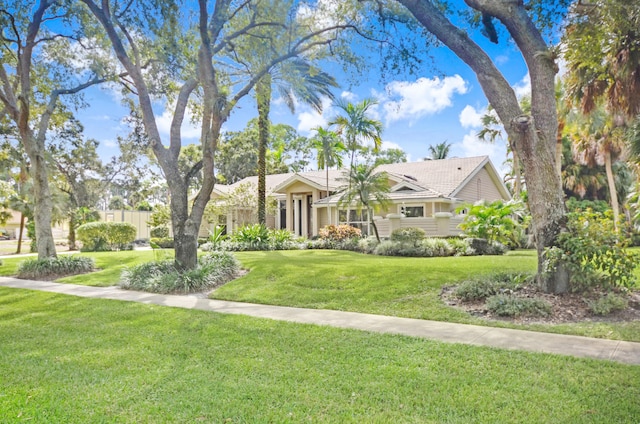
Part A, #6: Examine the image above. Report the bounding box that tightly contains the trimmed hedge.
[17,255,95,280]
[77,222,137,251]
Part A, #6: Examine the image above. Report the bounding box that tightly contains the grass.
[2,248,640,341]
[1,287,639,423]
[0,249,171,286]
[211,250,640,342]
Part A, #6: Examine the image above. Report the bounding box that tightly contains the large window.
[338,209,369,235]
[401,205,424,218]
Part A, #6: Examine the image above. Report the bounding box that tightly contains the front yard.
[1,287,639,422]
[2,248,640,341]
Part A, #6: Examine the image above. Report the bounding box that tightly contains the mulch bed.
[441,285,640,325]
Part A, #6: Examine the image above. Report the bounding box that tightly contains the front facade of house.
[212,156,511,238]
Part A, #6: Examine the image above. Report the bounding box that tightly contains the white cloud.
[456,130,509,177]
[495,55,509,65]
[155,102,201,140]
[340,91,357,101]
[381,140,403,151]
[104,139,117,148]
[381,75,468,124]
[459,105,485,129]
[513,74,531,99]
[296,96,334,135]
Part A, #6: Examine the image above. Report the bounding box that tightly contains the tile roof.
[214,156,495,199]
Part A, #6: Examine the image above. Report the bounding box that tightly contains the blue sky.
[75,11,540,179]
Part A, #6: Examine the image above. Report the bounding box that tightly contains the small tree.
[337,164,390,242]
[457,200,530,248]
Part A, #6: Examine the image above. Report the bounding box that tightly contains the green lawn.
[212,250,640,342]
[2,248,639,341]
[0,249,173,286]
[1,287,639,423]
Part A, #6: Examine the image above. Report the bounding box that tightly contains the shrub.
[454,272,531,301]
[421,238,453,257]
[230,224,270,246]
[150,237,174,249]
[120,251,239,294]
[150,226,170,238]
[357,237,379,254]
[543,209,639,291]
[447,238,475,256]
[457,199,530,247]
[587,293,629,316]
[390,227,425,245]
[269,228,296,250]
[17,255,95,280]
[465,238,507,255]
[77,222,137,251]
[318,224,361,242]
[485,294,552,317]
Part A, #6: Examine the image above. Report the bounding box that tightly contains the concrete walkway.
[1,276,639,366]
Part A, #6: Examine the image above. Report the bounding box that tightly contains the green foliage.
[210,226,300,252]
[319,224,362,241]
[120,251,239,294]
[565,197,610,214]
[17,255,95,280]
[485,294,552,317]
[135,201,153,211]
[230,224,270,246]
[454,273,533,302]
[587,293,629,316]
[207,225,227,246]
[150,226,170,238]
[77,222,137,251]
[543,209,639,290]
[150,237,174,249]
[147,205,171,228]
[465,238,507,255]
[390,227,425,245]
[457,200,530,247]
[373,237,475,258]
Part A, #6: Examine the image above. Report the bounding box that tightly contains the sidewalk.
[1,276,639,366]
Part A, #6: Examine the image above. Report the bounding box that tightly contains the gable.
[454,166,509,203]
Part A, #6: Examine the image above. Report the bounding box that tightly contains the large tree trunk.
[22,133,57,259]
[397,0,569,292]
[256,75,272,225]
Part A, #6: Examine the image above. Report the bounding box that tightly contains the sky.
[74,5,543,180]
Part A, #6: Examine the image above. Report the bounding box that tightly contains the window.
[338,209,370,235]
[401,206,424,218]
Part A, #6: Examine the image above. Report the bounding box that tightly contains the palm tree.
[336,164,390,242]
[329,99,383,171]
[311,127,346,225]
[426,141,451,160]
[255,59,338,224]
[566,104,627,227]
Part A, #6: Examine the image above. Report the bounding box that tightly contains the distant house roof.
[213,156,510,202]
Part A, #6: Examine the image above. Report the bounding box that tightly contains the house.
[211,156,511,238]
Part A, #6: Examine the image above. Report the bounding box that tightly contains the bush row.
[17,255,95,280]
[200,224,507,258]
[77,222,137,252]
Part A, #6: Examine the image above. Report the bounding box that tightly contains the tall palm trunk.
[604,149,620,229]
[326,166,331,225]
[256,75,272,225]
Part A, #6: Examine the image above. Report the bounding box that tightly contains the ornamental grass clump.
[587,293,629,316]
[17,255,95,280]
[485,294,552,317]
[120,251,239,294]
[454,272,532,301]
